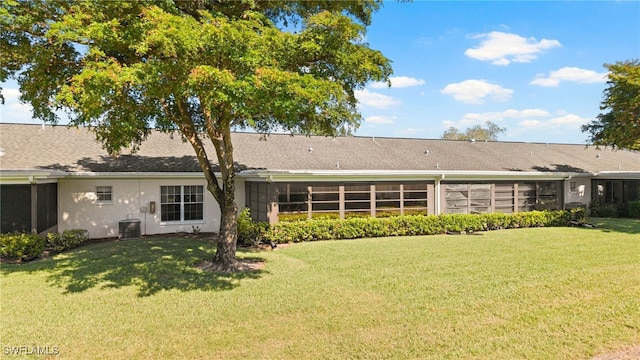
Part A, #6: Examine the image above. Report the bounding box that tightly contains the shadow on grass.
[588,217,640,234]
[1,238,265,297]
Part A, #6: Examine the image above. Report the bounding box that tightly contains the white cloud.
[355,89,401,109]
[518,114,589,129]
[440,79,513,104]
[370,76,426,89]
[2,88,21,99]
[365,115,396,124]
[548,114,589,126]
[369,81,388,89]
[0,87,34,123]
[530,67,607,87]
[445,108,551,127]
[0,86,72,124]
[518,119,543,128]
[465,31,561,66]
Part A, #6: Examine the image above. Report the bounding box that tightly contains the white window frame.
[160,185,204,223]
[569,181,577,193]
[95,186,113,204]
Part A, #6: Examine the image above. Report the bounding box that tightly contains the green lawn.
[1,219,639,359]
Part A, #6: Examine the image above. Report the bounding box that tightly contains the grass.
[1,218,639,359]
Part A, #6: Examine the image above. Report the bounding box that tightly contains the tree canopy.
[582,59,640,151]
[441,121,506,141]
[1,0,392,270]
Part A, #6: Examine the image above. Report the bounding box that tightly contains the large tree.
[1,0,392,271]
[582,59,640,151]
[441,121,506,141]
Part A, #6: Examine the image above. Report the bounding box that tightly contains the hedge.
[1,228,90,262]
[0,232,45,261]
[46,229,89,252]
[260,209,585,244]
[628,201,640,219]
[237,208,270,246]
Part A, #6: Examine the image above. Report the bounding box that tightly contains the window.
[276,184,308,213]
[569,181,577,193]
[310,185,340,218]
[160,185,204,222]
[96,186,112,203]
[494,183,515,214]
[344,184,371,217]
[536,182,559,210]
[517,181,560,211]
[403,184,428,215]
[273,182,431,220]
[592,179,640,204]
[376,183,401,217]
[445,183,491,214]
[517,182,536,211]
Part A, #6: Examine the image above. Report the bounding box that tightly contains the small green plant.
[590,201,619,218]
[569,207,587,223]
[46,229,89,253]
[626,201,640,219]
[192,226,201,234]
[1,232,45,261]
[237,208,269,246]
[278,213,308,222]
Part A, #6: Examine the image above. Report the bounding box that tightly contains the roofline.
[2,169,639,184]
[66,172,208,179]
[0,170,67,184]
[594,171,640,179]
[1,123,608,147]
[238,169,588,182]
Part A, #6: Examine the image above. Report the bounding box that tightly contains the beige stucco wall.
[563,177,591,207]
[58,177,245,239]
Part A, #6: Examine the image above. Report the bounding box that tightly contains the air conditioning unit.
[119,219,141,240]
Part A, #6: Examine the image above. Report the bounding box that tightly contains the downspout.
[139,177,146,236]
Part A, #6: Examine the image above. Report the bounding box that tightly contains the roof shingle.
[1,123,638,174]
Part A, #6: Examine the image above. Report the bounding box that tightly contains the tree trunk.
[214,196,238,269]
[173,107,240,271]
[209,124,239,271]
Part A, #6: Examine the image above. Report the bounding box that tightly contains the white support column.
[434,176,442,215]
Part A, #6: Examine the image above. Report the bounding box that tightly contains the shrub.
[590,202,619,218]
[569,207,587,223]
[627,201,640,219]
[46,229,89,252]
[278,213,308,222]
[263,210,577,244]
[482,212,515,230]
[0,232,45,261]
[237,208,269,246]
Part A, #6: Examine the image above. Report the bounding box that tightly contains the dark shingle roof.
[1,123,639,174]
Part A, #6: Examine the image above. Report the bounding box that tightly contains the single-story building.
[1,123,639,238]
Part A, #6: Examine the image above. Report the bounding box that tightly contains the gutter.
[66,171,212,179]
[593,171,640,179]
[0,170,67,184]
[238,169,587,182]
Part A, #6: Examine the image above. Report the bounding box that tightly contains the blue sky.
[354,1,640,144]
[1,1,638,144]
